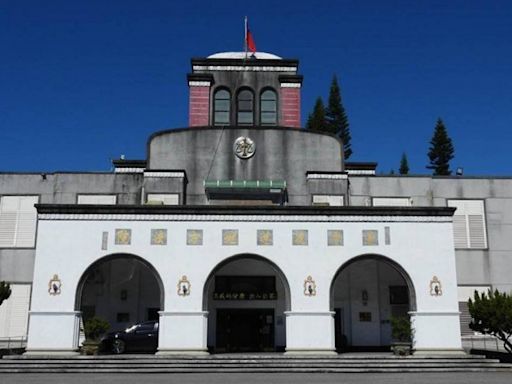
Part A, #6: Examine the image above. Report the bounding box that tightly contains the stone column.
[284,311,336,354]
[25,311,81,356]
[410,311,464,354]
[156,311,209,355]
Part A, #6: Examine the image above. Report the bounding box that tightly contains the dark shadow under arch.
[202,253,291,312]
[74,253,165,311]
[329,253,417,312]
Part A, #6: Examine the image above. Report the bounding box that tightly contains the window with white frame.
[312,195,344,206]
[448,200,487,249]
[372,197,412,207]
[0,196,38,248]
[77,195,117,205]
[146,194,179,205]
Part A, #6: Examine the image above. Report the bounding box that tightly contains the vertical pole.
[244,16,248,59]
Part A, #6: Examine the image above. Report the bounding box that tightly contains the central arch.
[330,254,417,352]
[203,254,291,353]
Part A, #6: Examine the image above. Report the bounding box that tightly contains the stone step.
[1,367,512,373]
[2,354,510,373]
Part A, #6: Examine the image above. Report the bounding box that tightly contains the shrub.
[84,317,110,341]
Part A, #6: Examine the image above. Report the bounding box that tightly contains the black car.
[101,321,159,354]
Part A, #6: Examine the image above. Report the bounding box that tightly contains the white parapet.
[156,311,209,355]
[284,311,336,354]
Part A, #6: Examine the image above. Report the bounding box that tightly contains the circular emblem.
[234,136,256,159]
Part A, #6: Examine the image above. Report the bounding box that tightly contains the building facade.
[0,51,510,355]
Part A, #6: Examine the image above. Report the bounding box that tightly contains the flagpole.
[244,16,248,59]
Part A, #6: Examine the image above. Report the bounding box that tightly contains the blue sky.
[1,0,511,175]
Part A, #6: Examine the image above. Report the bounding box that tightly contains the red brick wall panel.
[188,85,210,127]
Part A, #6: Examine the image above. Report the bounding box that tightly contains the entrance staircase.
[1,353,512,373]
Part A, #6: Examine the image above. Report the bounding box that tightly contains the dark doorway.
[216,309,274,352]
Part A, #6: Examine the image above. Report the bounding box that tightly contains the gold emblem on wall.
[363,230,379,246]
[115,229,132,245]
[292,230,308,246]
[187,229,203,245]
[48,274,62,296]
[429,276,443,296]
[177,275,191,296]
[327,230,344,246]
[222,229,239,246]
[151,229,167,245]
[304,276,316,296]
[257,229,273,246]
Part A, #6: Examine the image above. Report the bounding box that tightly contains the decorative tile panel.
[187,229,203,246]
[327,230,344,246]
[115,229,131,245]
[48,274,62,296]
[363,230,379,246]
[385,226,391,245]
[304,276,316,296]
[429,276,443,296]
[292,230,308,246]
[151,229,167,245]
[222,229,239,246]
[101,231,108,250]
[257,229,273,246]
[177,275,191,296]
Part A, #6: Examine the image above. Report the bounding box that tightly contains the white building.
[1,51,509,355]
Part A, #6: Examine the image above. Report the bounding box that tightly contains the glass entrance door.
[216,308,274,352]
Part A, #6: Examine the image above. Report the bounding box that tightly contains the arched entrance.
[330,254,416,351]
[203,254,290,353]
[75,254,164,351]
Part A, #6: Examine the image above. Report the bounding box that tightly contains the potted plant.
[82,316,110,355]
[390,315,413,356]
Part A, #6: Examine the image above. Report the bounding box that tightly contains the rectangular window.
[146,194,179,205]
[0,283,31,338]
[448,200,487,249]
[77,195,117,205]
[312,195,344,206]
[0,196,38,248]
[372,197,411,206]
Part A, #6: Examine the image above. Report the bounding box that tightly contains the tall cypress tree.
[326,75,352,159]
[399,152,410,175]
[306,97,327,132]
[427,118,455,176]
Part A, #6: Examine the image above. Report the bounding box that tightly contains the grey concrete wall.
[148,127,343,205]
[0,172,143,283]
[349,175,512,293]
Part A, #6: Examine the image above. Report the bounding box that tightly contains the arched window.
[237,89,254,125]
[260,89,277,125]
[213,89,231,125]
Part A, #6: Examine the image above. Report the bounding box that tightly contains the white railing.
[462,334,509,353]
[0,336,27,353]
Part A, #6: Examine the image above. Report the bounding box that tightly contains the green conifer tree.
[326,75,352,159]
[399,153,410,175]
[0,281,11,307]
[427,118,455,175]
[306,97,327,131]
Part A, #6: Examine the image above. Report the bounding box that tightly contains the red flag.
[246,28,256,53]
[245,18,256,53]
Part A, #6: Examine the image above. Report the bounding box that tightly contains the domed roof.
[207,51,282,60]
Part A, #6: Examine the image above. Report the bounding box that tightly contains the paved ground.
[1,372,511,384]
